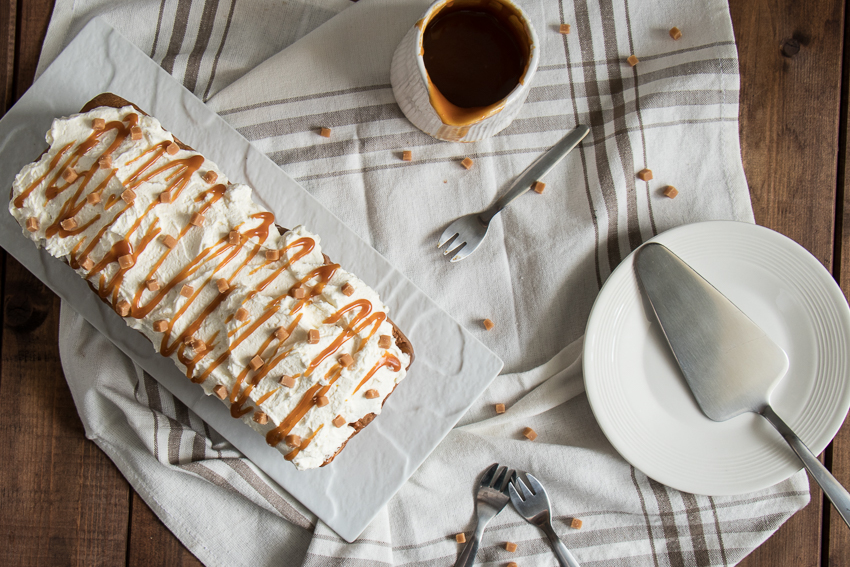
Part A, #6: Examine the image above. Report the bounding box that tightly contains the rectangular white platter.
[0,18,503,542]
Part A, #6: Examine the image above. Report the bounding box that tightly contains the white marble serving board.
[0,18,503,542]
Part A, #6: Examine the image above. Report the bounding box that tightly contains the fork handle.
[454,520,484,567]
[542,523,582,567]
[479,125,590,225]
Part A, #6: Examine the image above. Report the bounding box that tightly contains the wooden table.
[0,0,848,564]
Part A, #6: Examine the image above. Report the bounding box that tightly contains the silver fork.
[454,463,516,567]
[437,125,590,261]
[509,473,581,567]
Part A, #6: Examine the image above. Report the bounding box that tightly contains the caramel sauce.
[353,355,402,394]
[284,424,324,461]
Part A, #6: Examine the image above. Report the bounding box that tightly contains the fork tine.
[479,463,498,487]
[450,242,474,262]
[438,226,459,248]
[446,241,467,258]
[516,476,534,500]
[526,474,545,496]
[498,469,516,492]
[508,481,523,503]
[491,465,508,488]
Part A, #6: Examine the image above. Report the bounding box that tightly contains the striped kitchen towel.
[40,0,808,565]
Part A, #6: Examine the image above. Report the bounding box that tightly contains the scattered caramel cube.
[559,23,571,34]
[669,26,682,40]
[461,157,474,169]
[505,542,517,553]
[365,389,379,399]
[183,334,195,345]
[81,257,94,271]
[495,403,506,414]
[663,185,679,199]
[627,54,639,66]
[25,217,38,232]
[507,563,518,567]
[378,335,392,349]
[265,249,280,261]
[532,181,546,194]
[402,150,413,161]
[146,279,160,291]
[191,339,207,354]
[118,254,135,269]
[216,278,230,293]
[307,329,320,344]
[333,415,347,428]
[98,155,112,169]
[87,192,101,205]
[339,353,354,368]
[153,320,168,332]
[116,300,131,317]
[159,190,173,204]
[235,307,249,322]
[190,212,205,227]
[213,384,228,400]
[290,285,307,299]
[162,235,178,249]
[92,117,105,131]
[341,282,355,296]
[228,230,241,246]
[523,427,538,441]
[483,318,495,331]
[279,375,296,388]
[456,533,466,543]
[62,167,78,183]
[60,218,77,231]
[320,127,332,138]
[637,168,653,181]
[250,355,264,371]
[253,411,269,425]
[166,142,179,155]
[571,517,583,529]
[130,126,142,140]
[316,395,329,407]
[121,189,136,203]
[274,327,290,341]
[203,171,218,184]
[285,434,301,448]
[180,284,194,298]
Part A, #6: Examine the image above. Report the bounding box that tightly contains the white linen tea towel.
[37,0,810,565]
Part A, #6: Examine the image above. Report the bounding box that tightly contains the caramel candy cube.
[663,185,679,199]
[249,355,264,371]
[62,167,78,183]
[571,517,583,529]
[25,217,39,232]
[669,26,682,40]
[279,375,296,388]
[316,395,330,407]
[378,335,392,349]
[116,300,131,317]
[162,235,178,249]
[365,389,379,399]
[637,168,653,181]
[627,54,639,66]
[338,353,354,368]
[60,218,77,231]
[507,563,518,567]
[483,318,495,331]
[285,434,301,448]
[495,403,506,414]
[505,542,517,553]
[228,230,241,246]
[121,189,136,203]
[341,282,355,296]
[402,150,413,161]
[203,171,218,184]
[265,249,280,261]
[88,194,103,208]
[153,320,168,333]
[118,254,135,269]
[307,329,320,344]
[130,126,143,140]
[166,142,179,155]
[523,427,538,441]
[235,307,249,322]
[80,257,94,271]
[213,384,228,400]
[559,23,571,34]
[253,411,269,425]
[332,415,347,428]
[92,117,105,131]
[180,284,194,298]
[216,278,230,293]
[190,213,205,227]
[159,190,173,204]
[461,157,474,169]
[532,181,546,194]
[191,339,207,353]
[146,279,160,291]
[98,155,112,169]
[320,127,332,138]
[274,326,290,341]
[455,533,466,543]
[290,285,307,299]
[183,334,195,345]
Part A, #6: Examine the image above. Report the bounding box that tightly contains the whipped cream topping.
[10,105,409,470]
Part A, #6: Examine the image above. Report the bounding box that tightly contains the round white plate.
[584,221,850,495]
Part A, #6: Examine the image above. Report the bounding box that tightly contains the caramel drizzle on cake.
[13,109,403,459]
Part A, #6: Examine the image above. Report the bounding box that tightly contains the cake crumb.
[483,318,495,331]
[495,403,506,414]
[663,185,679,199]
[456,532,466,543]
[559,23,571,34]
[402,150,413,161]
[627,54,639,66]
[637,168,653,181]
[461,157,474,169]
[213,385,228,400]
[669,26,682,40]
[505,541,518,552]
[532,181,546,194]
[571,517,583,529]
[523,427,538,441]
[253,411,269,425]
[378,335,392,348]
[320,127,332,138]
[333,415,347,428]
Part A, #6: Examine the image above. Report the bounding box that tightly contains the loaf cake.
[9,93,413,470]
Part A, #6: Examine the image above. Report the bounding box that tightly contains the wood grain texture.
[0,0,14,113]
[13,0,52,100]
[128,492,203,567]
